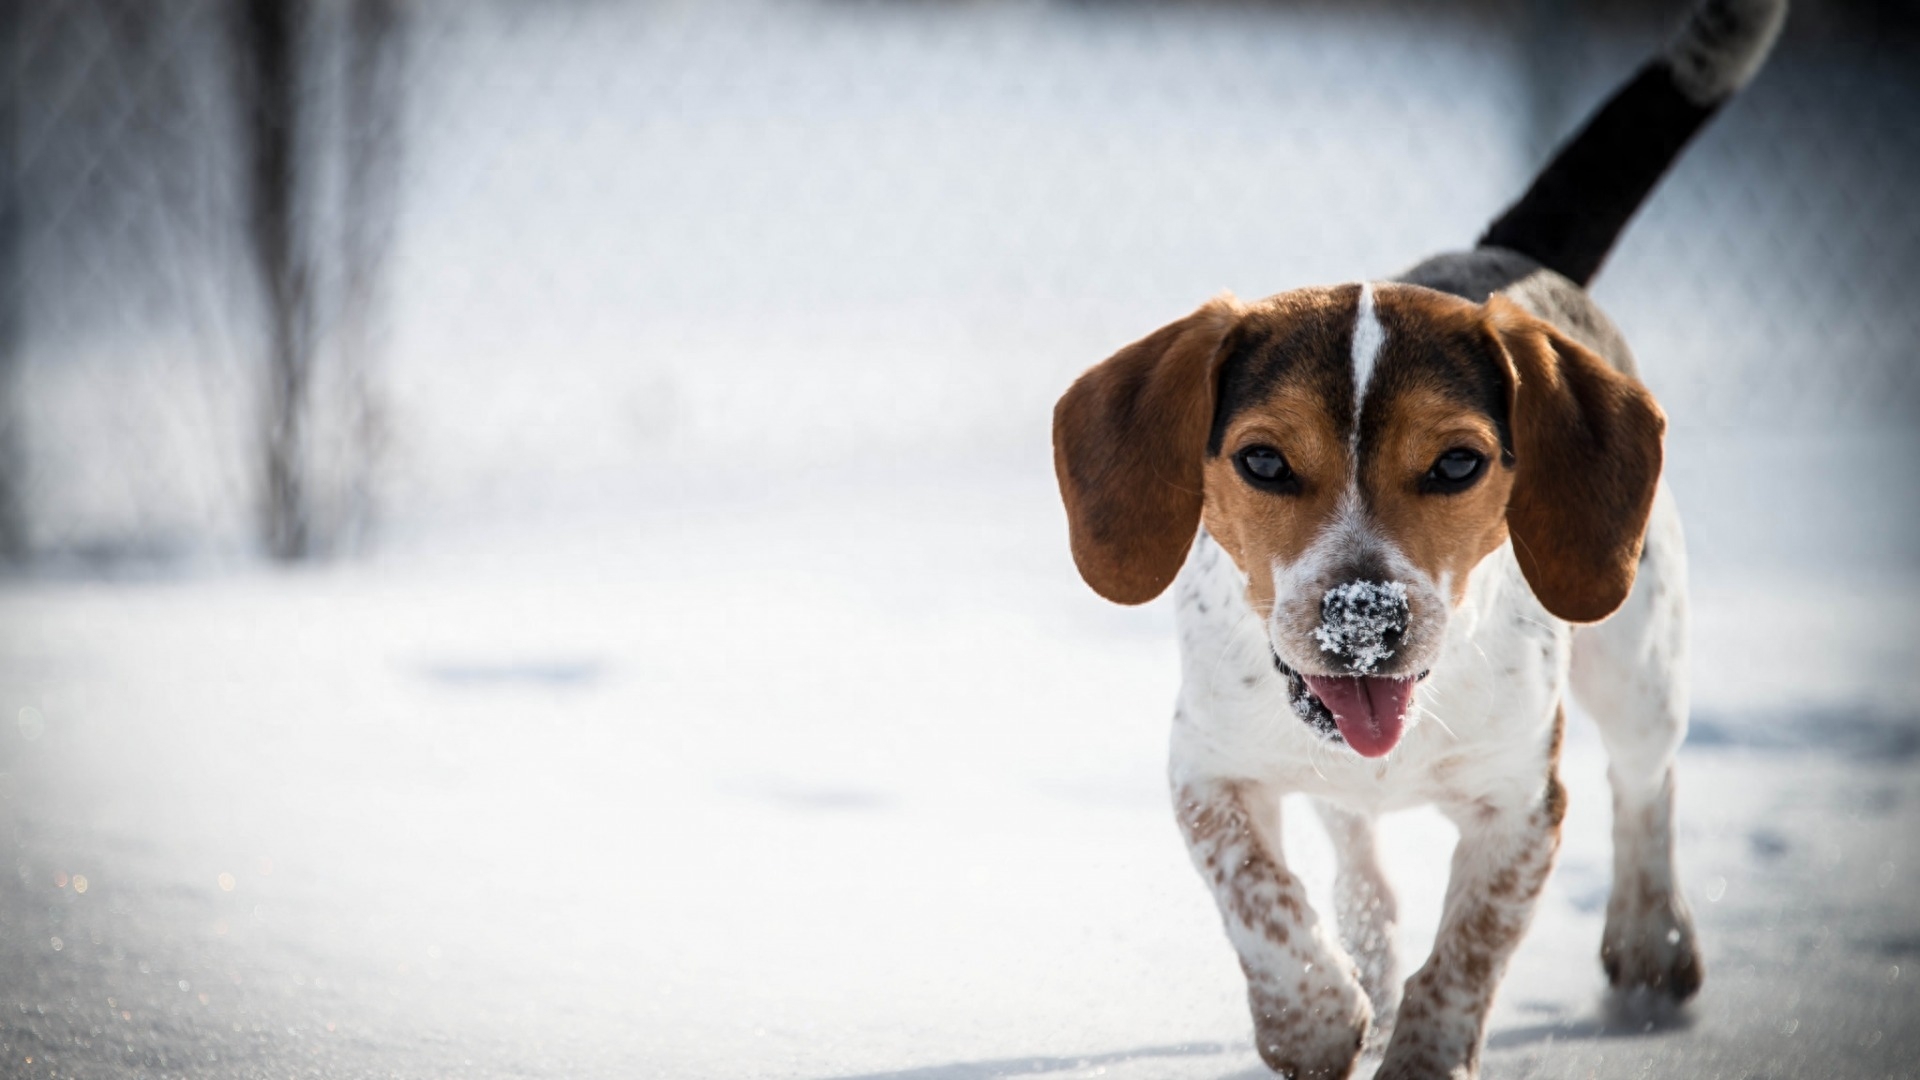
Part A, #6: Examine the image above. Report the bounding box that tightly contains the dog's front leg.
[1175,778,1370,1080]
[1376,774,1565,1080]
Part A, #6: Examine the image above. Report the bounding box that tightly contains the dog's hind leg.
[1570,483,1703,1000]
[1174,777,1371,1079]
[1313,799,1400,1047]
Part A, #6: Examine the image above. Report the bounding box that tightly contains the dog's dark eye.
[1423,448,1486,493]
[1234,445,1300,493]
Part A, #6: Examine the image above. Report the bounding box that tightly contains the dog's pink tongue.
[1301,675,1417,758]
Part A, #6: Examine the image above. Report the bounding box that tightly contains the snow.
[3,449,1918,1079]
[1312,580,1411,674]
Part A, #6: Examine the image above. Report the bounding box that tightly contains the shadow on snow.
[819,1041,1238,1080]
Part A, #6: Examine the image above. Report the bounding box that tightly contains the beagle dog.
[1051,2,1787,1077]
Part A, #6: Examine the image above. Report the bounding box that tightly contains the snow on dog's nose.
[1314,580,1409,675]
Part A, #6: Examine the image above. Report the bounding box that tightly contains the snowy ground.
[3,435,1917,1080]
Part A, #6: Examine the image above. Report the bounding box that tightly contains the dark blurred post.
[0,4,25,562]
[230,0,404,561]
[231,0,313,561]
[337,0,404,551]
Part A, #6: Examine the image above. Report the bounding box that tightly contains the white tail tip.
[1665,0,1789,105]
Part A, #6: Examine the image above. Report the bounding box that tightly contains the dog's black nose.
[1315,580,1410,674]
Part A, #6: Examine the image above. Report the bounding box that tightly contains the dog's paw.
[1373,1000,1478,1080]
[1247,976,1370,1079]
[1601,896,1703,1001]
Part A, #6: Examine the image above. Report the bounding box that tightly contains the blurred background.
[1,1,1916,1078]
[5,0,1918,565]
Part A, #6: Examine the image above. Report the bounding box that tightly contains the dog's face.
[1054,282,1663,757]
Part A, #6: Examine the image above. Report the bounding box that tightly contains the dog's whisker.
[1469,639,1493,668]
[1416,702,1459,742]
[1306,732,1332,782]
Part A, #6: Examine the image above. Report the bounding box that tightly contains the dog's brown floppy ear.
[1053,296,1242,605]
[1485,295,1665,624]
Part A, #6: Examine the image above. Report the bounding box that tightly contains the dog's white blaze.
[1350,282,1385,425]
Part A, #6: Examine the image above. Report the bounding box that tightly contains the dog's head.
[1054,282,1663,757]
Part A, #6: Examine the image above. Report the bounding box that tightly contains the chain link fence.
[5,0,1917,563]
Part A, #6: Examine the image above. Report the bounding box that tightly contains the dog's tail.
[1478,0,1788,286]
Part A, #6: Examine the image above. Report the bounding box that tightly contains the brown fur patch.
[1543,706,1569,825]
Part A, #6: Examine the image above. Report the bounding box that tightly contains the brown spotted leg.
[1313,800,1401,1049]
[1375,772,1565,1080]
[1175,778,1371,1079]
